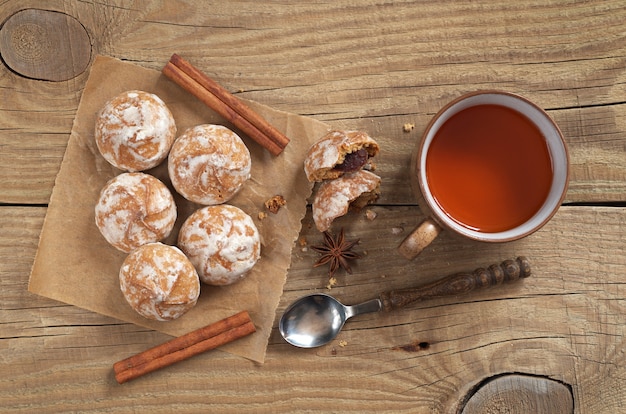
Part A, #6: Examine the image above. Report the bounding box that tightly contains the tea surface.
[426,104,553,233]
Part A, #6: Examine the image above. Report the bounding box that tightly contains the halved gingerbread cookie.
[312,170,381,232]
[304,130,379,182]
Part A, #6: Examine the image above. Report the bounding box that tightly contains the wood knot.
[0,9,91,81]
[461,373,573,414]
[10,23,50,60]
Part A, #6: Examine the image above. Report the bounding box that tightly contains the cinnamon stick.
[162,54,290,156]
[113,310,255,384]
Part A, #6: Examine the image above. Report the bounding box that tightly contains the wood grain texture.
[0,0,625,204]
[1,0,625,412]
[2,206,625,412]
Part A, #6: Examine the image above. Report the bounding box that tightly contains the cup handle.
[398,218,442,260]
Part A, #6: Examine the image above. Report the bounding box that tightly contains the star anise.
[311,228,361,278]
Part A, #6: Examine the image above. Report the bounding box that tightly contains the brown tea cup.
[398,91,569,260]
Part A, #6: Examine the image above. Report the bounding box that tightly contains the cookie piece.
[312,170,381,232]
[304,130,379,182]
[119,242,200,321]
[168,124,251,205]
[264,195,286,214]
[178,205,261,286]
[95,172,177,253]
[95,90,176,172]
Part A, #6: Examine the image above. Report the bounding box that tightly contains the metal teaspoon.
[279,257,530,348]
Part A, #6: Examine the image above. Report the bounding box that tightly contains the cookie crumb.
[403,123,415,133]
[258,211,268,220]
[326,276,338,290]
[265,195,286,214]
[339,340,348,347]
[365,209,378,221]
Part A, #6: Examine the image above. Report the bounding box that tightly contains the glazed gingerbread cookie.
[95,172,177,253]
[312,170,381,232]
[119,242,200,321]
[168,124,251,205]
[95,90,176,172]
[305,130,382,231]
[304,130,379,182]
[178,204,260,286]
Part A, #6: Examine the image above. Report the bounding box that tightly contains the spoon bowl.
[279,294,354,348]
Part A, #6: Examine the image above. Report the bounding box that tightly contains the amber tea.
[425,104,553,233]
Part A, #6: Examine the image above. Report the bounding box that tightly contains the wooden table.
[1,1,625,412]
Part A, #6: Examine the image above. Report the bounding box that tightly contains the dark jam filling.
[333,148,369,172]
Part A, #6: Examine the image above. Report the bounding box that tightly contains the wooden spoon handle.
[379,257,531,312]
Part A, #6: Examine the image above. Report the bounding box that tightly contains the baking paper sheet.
[29,55,329,363]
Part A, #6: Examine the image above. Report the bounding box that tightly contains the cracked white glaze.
[178,205,260,286]
[95,90,176,172]
[95,172,177,253]
[312,170,381,232]
[119,242,200,321]
[168,124,251,205]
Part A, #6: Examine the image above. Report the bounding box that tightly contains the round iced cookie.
[95,172,177,253]
[168,124,251,205]
[95,90,176,172]
[178,205,260,286]
[119,242,200,321]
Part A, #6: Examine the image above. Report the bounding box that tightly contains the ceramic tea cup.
[398,91,569,260]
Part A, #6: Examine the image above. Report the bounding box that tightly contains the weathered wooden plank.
[1,205,624,412]
[0,1,625,204]
[2,1,626,412]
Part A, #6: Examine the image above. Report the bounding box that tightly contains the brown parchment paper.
[29,55,330,364]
